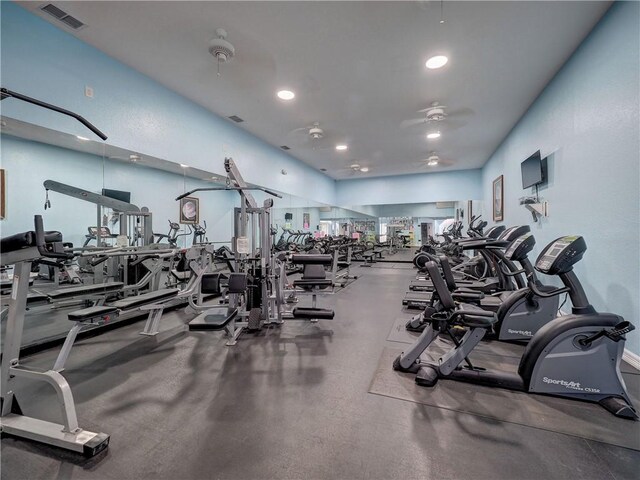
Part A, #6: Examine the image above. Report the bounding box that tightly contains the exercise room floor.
[2,262,639,480]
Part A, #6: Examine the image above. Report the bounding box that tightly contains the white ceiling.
[18,1,611,179]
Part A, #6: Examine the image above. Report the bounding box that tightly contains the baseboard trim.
[623,349,640,372]
[558,310,638,371]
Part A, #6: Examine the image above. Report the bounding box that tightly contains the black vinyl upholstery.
[111,288,179,309]
[1,231,63,253]
[47,282,124,299]
[425,261,456,310]
[68,306,119,321]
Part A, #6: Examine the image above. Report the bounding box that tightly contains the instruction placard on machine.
[236,236,250,254]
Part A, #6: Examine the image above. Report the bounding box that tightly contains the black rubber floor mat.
[386,316,639,373]
[369,347,640,450]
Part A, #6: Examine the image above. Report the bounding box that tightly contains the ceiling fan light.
[427,160,439,166]
[277,90,295,100]
[426,55,448,69]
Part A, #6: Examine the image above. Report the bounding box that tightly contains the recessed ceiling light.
[336,144,348,151]
[277,90,295,100]
[180,164,189,168]
[76,135,90,141]
[360,167,369,173]
[426,55,448,69]
[427,132,441,139]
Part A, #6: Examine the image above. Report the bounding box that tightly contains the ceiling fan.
[330,162,370,177]
[401,101,474,130]
[287,122,335,150]
[414,151,455,169]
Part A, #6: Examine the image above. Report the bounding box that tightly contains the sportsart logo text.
[508,329,532,337]
[542,377,601,393]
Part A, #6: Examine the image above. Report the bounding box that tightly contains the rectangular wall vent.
[40,4,86,30]
[280,145,291,150]
[436,201,455,209]
[228,115,244,123]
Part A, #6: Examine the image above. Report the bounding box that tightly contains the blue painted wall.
[480,1,640,354]
[0,2,336,206]
[0,135,238,247]
[336,169,482,207]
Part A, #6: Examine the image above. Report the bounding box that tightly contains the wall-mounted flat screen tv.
[521,150,546,189]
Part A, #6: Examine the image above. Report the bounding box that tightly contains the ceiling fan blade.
[446,107,475,118]
[441,118,469,131]
[400,118,426,129]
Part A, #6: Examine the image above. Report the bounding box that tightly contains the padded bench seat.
[111,288,179,310]
[1,230,62,253]
[293,279,333,288]
[47,282,124,299]
[189,309,238,331]
[68,306,119,321]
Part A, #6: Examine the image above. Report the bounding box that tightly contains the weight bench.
[46,281,125,301]
[111,288,180,336]
[189,273,248,346]
[362,251,376,266]
[290,252,335,321]
[53,288,180,371]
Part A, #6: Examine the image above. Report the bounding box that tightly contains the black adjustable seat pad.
[47,282,124,299]
[457,303,497,328]
[68,306,119,321]
[111,288,180,309]
[1,231,63,253]
[293,249,332,289]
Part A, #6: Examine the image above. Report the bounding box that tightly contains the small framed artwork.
[493,175,504,222]
[467,200,473,225]
[0,169,5,220]
[179,196,199,224]
[303,212,310,229]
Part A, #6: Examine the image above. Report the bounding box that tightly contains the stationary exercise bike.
[394,235,637,419]
[406,232,559,342]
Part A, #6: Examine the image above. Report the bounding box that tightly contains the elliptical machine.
[394,235,637,419]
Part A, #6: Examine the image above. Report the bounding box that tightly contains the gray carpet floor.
[2,265,639,480]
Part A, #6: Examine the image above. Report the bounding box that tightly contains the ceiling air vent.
[228,115,244,123]
[40,4,86,30]
[280,145,291,150]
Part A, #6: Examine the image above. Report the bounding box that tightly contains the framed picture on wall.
[493,175,504,222]
[0,169,5,220]
[179,196,199,224]
[303,212,310,229]
[467,200,473,225]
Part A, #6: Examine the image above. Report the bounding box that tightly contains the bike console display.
[535,235,587,275]
[504,233,535,262]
